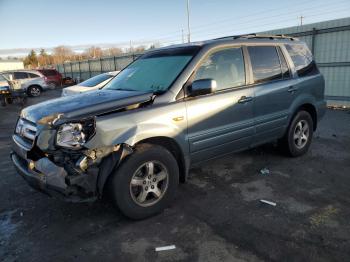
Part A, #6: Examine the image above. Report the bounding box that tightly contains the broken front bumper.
[11,135,98,202]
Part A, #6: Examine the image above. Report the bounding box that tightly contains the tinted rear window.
[40,70,58,76]
[248,46,282,83]
[28,73,40,78]
[285,44,319,77]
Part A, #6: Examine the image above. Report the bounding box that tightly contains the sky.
[0,0,349,57]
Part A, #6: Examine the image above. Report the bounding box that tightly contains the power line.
[142,0,349,46]
[190,9,350,41]
[154,3,346,43]
[156,8,350,46]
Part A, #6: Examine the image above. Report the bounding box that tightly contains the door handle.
[238,96,253,104]
[287,86,298,93]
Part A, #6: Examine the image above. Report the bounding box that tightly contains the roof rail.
[213,33,297,41]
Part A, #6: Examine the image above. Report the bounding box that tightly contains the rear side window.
[14,72,29,79]
[247,46,282,83]
[193,47,245,91]
[28,73,40,78]
[41,70,58,76]
[285,44,319,77]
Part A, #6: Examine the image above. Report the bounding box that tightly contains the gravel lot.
[1,90,350,262]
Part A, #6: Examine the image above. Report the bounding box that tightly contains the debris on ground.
[260,199,277,206]
[260,168,270,176]
[310,205,339,228]
[155,245,176,252]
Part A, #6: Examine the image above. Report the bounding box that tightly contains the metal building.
[260,17,350,106]
[0,60,24,72]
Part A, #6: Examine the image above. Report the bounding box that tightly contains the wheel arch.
[97,136,189,197]
[294,103,318,131]
[134,136,188,184]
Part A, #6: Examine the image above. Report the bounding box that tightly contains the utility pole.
[186,0,191,43]
[299,15,305,26]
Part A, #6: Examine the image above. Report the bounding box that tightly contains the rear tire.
[109,144,179,220]
[1,97,6,107]
[20,97,27,107]
[279,110,313,157]
[48,82,57,89]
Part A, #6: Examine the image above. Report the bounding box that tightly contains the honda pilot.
[11,35,326,219]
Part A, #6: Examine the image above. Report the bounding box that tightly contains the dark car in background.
[37,69,62,88]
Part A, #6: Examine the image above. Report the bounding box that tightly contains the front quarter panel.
[85,101,189,156]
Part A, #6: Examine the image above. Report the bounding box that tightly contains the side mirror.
[190,79,217,97]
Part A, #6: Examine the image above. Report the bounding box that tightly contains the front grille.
[15,118,37,148]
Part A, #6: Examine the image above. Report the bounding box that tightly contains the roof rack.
[214,33,296,41]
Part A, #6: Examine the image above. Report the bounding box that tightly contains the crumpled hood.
[21,89,154,123]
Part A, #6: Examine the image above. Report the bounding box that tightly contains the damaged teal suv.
[11,35,326,219]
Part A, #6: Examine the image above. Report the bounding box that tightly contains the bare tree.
[103,47,123,57]
[52,46,74,64]
[84,46,103,59]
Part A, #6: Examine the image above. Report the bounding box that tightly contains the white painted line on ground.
[155,245,176,252]
[260,199,277,206]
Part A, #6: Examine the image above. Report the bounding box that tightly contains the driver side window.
[193,47,245,91]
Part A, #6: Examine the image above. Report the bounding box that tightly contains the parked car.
[3,70,49,97]
[11,35,326,219]
[37,69,62,88]
[61,71,119,96]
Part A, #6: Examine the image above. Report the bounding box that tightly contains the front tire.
[110,144,179,220]
[280,110,313,157]
[48,82,57,89]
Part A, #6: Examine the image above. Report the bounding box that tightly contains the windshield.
[78,73,112,87]
[104,46,200,93]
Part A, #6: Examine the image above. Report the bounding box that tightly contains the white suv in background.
[3,70,49,97]
[61,71,119,97]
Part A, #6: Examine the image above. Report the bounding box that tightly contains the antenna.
[298,15,305,26]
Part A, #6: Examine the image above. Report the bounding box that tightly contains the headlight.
[56,123,86,149]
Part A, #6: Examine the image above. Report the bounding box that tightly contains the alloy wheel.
[293,120,309,149]
[30,87,41,96]
[129,161,169,207]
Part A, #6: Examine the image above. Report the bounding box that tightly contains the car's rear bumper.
[316,100,327,121]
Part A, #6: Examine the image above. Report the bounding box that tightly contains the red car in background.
[37,69,62,88]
